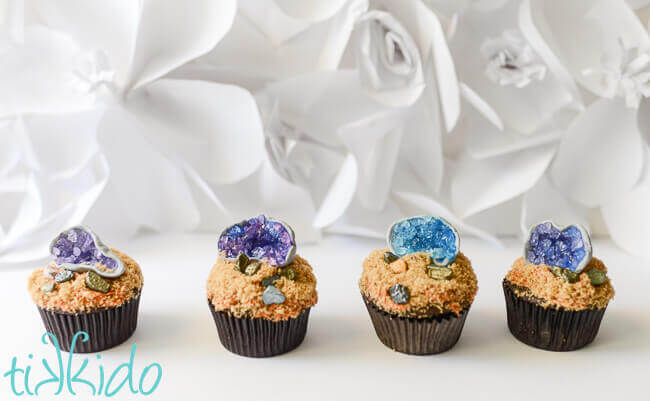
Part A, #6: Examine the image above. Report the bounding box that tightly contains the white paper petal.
[0,0,23,46]
[0,150,109,263]
[126,78,265,185]
[32,0,138,88]
[354,10,425,107]
[96,104,201,232]
[451,144,556,218]
[22,108,105,179]
[198,0,367,82]
[274,0,348,23]
[521,174,590,235]
[312,153,358,228]
[449,0,574,134]
[338,110,405,210]
[324,197,403,238]
[376,0,461,131]
[237,0,313,46]
[400,90,445,193]
[601,152,650,258]
[530,0,650,98]
[519,0,583,108]
[459,82,504,131]
[261,70,396,148]
[550,98,645,207]
[0,26,94,117]
[126,0,237,91]
[464,106,570,159]
[638,97,650,143]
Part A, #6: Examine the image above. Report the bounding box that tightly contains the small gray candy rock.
[55,269,74,283]
[40,282,55,293]
[262,285,286,305]
[261,274,281,287]
[388,284,410,304]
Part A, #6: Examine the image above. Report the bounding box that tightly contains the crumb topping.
[206,254,318,322]
[359,249,478,318]
[27,249,143,313]
[505,257,614,310]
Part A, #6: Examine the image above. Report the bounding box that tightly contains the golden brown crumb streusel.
[207,254,318,321]
[359,249,478,318]
[505,257,614,310]
[28,249,143,313]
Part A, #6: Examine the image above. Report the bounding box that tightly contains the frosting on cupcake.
[359,249,477,318]
[28,249,143,313]
[207,254,317,321]
[505,257,614,311]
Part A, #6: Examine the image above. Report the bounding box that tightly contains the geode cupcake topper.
[218,214,296,267]
[50,226,125,278]
[387,215,459,267]
[524,221,592,274]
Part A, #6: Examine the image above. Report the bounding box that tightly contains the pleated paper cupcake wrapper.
[503,280,607,351]
[37,294,141,353]
[362,294,470,355]
[208,301,310,358]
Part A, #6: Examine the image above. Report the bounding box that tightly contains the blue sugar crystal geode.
[388,216,459,266]
[524,221,592,273]
[50,226,125,278]
[218,215,296,267]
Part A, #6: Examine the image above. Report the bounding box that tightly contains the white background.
[1,234,648,400]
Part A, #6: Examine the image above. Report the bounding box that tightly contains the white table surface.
[1,234,648,401]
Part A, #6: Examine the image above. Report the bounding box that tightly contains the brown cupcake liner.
[37,294,141,353]
[362,294,470,355]
[503,280,606,351]
[208,301,310,357]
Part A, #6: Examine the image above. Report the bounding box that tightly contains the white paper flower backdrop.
[1,0,650,264]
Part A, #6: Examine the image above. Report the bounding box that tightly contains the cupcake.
[207,215,318,357]
[503,221,614,351]
[359,216,478,355]
[27,226,143,353]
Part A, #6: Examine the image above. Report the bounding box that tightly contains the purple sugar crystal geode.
[218,215,296,267]
[49,226,125,278]
[524,221,592,273]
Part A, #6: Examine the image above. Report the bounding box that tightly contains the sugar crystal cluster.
[525,222,591,273]
[218,215,296,266]
[389,216,459,266]
[50,226,124,278]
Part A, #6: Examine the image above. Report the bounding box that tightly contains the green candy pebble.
[551,266,579,283]
[261,274,280,287]
[40,282,55,293]
[383,252,399,264]
[428,266,453,280]
[245,261,260,276]
[280,267,296,281]
[235,253,250,273]
[85,271,110,293]
[586,268,607,286]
